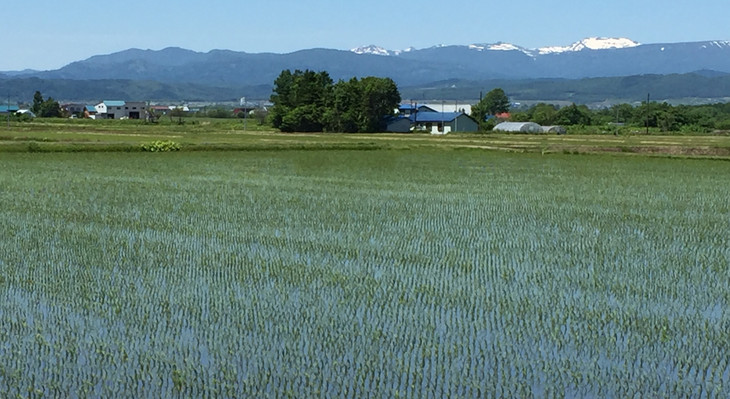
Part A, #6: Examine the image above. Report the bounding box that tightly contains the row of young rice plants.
[0,150,728,397]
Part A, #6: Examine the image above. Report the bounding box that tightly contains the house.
[398,103,437,116]
[494,121,544,134]
[385,115,412,133]
[123,101,147,119]
[84,106,98,119]
[96,101,124,119]
[94,100,148,119]
[0,105,19,114]
[410,112,479,134]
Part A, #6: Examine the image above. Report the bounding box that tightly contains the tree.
[358,77,400,132]
[325,77,400,132]
[270,70,400,133]
[555,104,592,126]
[269,69,333,132]
[31,91,44,114]
[471,88,510,129]
[530,103,558,126]
[325,77,362,133]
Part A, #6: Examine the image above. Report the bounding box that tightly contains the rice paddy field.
[1,149,729,397]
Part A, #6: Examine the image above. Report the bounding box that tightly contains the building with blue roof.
[0,105,20,114]
[409,111,479,134]
[398,103,437,116]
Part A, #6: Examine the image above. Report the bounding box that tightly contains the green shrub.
[141,140,181,152]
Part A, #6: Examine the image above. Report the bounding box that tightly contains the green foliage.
[280,104,324,133]
[39,97,62,118]
[270,70,400,133]
[511,100,730,132]
[471,88,511,131]
[201,106,233,119]
[141,140,181,152]
[30,91,63,118]
[471,88,510,125]
[325,76,400,133]
[554,103,593,126]
[31,91,44,114]
[270,69,333,132]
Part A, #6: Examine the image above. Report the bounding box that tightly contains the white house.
[95,100,148,119]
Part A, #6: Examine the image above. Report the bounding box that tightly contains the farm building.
[385,115,412,133]
[410,112,479,134]
[494,121,544,134]
[542,125,567,134]
[0,105,19,114]
[84,106,98,118]
[94,100,148,119]
[398,103,437,116]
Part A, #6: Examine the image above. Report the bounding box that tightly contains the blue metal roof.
[399,104,437,112]
[0,105,19,112]
[409,112,463,123]
[86,105,97,112]
[103,100,125,107]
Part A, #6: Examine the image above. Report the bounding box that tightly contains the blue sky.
[2,0,728,71]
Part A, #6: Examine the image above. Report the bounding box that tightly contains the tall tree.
[31,91,44,114]
[471,88,510,127]
[38,97,62,118]
[324,77,400,133]
[554,103,592,126]
[325,78,362,133]
[270,70,400,133]
[269,69,333,132]
[358,77,400,132]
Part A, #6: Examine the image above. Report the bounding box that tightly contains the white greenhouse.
[494,122,544,134]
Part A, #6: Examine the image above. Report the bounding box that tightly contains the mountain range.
[2,37,730,103]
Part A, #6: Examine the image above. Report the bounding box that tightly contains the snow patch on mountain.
[538,37,640,54]
[709,41,730,48]
[350,45,393,56]
[352,37,648,57]
[469,42,528,52]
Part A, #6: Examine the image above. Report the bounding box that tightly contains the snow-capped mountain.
[537,37,640,55]
[352,37,641,57]
[8,38,730,90]
[468,42,532,55]
[350,45,394,56]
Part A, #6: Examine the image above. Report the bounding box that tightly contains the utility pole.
[6,93,10,129]
[441,100,444,133]
[455,100,458,132]
[412,100,417,131]
[645,93,650,135]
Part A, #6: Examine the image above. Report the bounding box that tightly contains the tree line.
[505,101,730,132]
[269,70,401,133]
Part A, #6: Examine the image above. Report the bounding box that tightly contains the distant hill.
[0,77,272,103]
[2,38,730,104]
[7,38,730,85]
[400,73,730,105]
[2,73,730,106]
